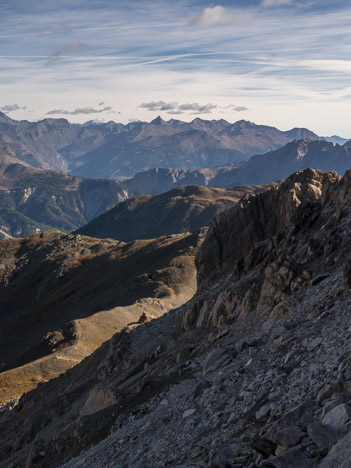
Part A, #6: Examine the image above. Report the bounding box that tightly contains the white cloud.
[139,101,248,115]
[261,0,293,7]
[192,6,252,27]
[0,104,27,112]
[299,60,351,73]
[46,106,117,115]
[35,23,72,34]
[178,102,217,114]
[139,101,178,112]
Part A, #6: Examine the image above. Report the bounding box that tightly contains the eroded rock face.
[185,169,338,329]
[196,168,337,290]
[80,385,117,417]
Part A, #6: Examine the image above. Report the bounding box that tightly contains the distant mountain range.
[76,184,276,241]
[0,111,324,179]
[324,135,349,145]
[2,138,351,239]
[0,147,136,238]
[1,111,351,240]
[124,139,351,193]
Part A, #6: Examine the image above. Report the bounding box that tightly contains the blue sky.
[0,0,351,135]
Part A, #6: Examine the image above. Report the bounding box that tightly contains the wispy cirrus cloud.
[261,0,293,7]
[191,5,252,27]
[46,41,90,66]
[35,23,72,34]
[1,0,351,135]
[139,101,248,115]
[0,104,27,112]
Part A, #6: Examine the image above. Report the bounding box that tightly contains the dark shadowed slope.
[76,184,276,241]
[0,229,205,403]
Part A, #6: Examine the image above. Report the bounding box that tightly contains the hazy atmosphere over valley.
[1,1,351,467]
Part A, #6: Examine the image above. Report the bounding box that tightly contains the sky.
[0,0,351,136]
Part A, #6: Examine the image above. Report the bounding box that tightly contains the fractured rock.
[307,422,337,455]
[275,426,305,448]
[80,385,117,417]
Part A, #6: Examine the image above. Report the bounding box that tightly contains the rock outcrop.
[196,168,338,290]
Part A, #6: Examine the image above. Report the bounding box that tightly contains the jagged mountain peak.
[0,114,325,178]
[0,111,15,125]
[150,115,167,125]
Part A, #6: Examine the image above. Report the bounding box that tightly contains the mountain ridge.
[0,111,324,179]
[76,183,278,241]
[0,147,137,238]
[123,138,351,194]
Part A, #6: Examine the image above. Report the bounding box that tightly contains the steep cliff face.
[195,169,338,291]
[3,169,351,468]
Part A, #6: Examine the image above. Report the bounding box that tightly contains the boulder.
[322,403,351,431]
[307,422,337,455]
[80,385,117,417]
[275,426,305,448]
[319,430,351,467]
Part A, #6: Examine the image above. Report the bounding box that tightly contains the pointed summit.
[151,116,167,125]
[0,111,15,125]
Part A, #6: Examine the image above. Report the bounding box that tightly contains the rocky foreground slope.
[2,168,351,467]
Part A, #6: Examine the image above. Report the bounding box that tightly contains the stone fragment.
[251,438,277,457]
[307,422,337,454]
[322,403,351,430]
[343,257,351,294]
[316,383,343,404]
[203,348,226,374]
[319,430,351,467]
[311,273,329,286]
[256,404,271,421]
[266,446,318,467]
[182,408,196,419]
[275,426,305,447]
[80,385,117,417]
[210,446,235,467]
